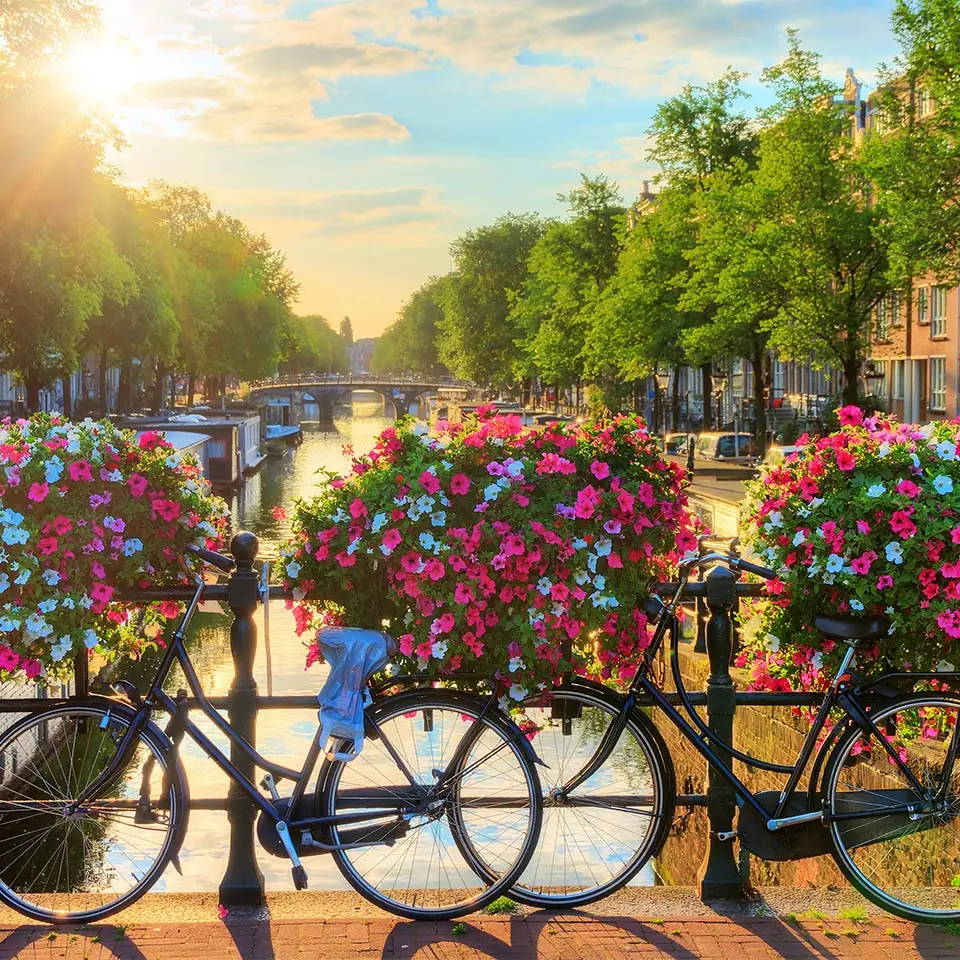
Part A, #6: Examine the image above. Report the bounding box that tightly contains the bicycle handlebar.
[680,552,776,581]
[186,544,236,573]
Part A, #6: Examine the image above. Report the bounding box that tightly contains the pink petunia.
[335,551,356,567]
[36,536,58,556]
[877,574,894,590]
[418,471,441,495]
[449,474,471,496]
[590,460,610,480]
[838,405,863,427]
[399,634,415,656]
[160,601,181,619]
[835,449,856,471]
[27,481,49,502]
[896,480,920,498]
[90,583,114,605]
[68,460,93,483]
[381,529,402,552]
[127,473,148,498]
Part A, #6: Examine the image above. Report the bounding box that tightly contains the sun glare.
[62,39,144,111]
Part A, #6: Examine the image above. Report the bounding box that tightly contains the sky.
[72,0,902,338]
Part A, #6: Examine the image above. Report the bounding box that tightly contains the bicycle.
[459,552,960,923]
[0,545,542,924]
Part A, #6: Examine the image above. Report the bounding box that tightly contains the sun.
[61,38,145,111]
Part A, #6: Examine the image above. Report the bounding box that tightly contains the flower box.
[281,412,699,700]
[741,406,960,690]
[0,414,229,680]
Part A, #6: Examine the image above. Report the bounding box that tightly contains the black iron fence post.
[694,535,709,653]
[697,563,744,900]
[218,531,266,906]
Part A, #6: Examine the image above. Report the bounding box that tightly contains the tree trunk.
[98,348,109,417]
[652,380,662,434]
[169,373,177,411]
[61,374,73,419]
[750,347,768,456]
[220,374,227,409]
[842,350,860,406]
[25,368,43,413]
[152,359,166,414]
[117,357,132,415]
[187,373,196,408]
[700,363,713,431]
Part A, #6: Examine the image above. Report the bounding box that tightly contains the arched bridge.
[247,374,476,420]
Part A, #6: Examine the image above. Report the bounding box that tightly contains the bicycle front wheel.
[0,701,188,924]
[454,685,675,907]
[824,694,960,922]
[319,690,542,920]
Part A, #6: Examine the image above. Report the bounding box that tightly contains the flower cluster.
[740,406,960,691]
[0,414,229,679]
[281,413,698,701]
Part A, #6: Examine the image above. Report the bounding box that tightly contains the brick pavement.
[0,914,956,960]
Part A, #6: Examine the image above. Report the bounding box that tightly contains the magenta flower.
[68,460,93,483]
[418,471,441,495]
[590,460,610,480]
[127,473,148,498]
[835,449,856,471]
[838,405,863,427]
[381,529,402,552]
[36,536,58,556]
[27,481,49,502]
[450,473,470,496]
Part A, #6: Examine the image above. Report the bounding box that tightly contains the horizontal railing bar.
[0,690,823,713]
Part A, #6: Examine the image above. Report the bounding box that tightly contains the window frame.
[930,356,947,412]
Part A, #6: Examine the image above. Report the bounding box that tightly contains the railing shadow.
[0,924,150,959]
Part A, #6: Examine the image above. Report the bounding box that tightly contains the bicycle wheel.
[452,685,674,907]
[823,694,960,922]
[0,700,188,924]
[319,689,542,920]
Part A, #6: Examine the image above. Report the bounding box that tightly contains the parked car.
[657,432,692,455]
[694,432,757,465]
[762,444,799,467]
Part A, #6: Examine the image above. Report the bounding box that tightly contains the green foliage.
[339,316,354,346]
[279,315,346,375]
[482,896,517,915]
[371,278,447,375]
[438,213,545,384]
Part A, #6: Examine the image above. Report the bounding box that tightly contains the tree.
[646,69,759,188]
[279,315,346,374]
[339,316,354,346]
[749,34,889,404]
[371,277,448,375]
[515,176,625,391]
[438,213,545,384]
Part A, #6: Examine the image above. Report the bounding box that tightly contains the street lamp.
[862,358,886,399]
[655,368,671,447]
[713,369,728,431]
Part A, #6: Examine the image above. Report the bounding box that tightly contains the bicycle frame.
[560,584,947,831]
[72,582,496,842]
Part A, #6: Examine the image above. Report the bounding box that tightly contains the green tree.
[439,213,545,384]
[339,315,354,346]
[750,34,889,404]
[515,176,625,391]
[371,277,448,375]
[279,315,346,374]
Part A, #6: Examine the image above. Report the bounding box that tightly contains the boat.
[265,423,303,445]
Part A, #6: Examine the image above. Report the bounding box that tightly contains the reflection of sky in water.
[81,400,655,893]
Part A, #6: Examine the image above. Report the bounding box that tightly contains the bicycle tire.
[0,698,189,924]
[822,693,960,923]
[317,689,542,920]
[450,684,675,908]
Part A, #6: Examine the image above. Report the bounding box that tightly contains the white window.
[918,88,934,117]
[876,298,889,341]
[930,357,947,411]
[891,291,902,326]
[917,287,929,325]
[892,360,905,401]
[932,287,948,338]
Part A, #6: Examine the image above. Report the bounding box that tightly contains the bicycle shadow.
[719,915,844,960]
[221,916,275,960]
[383,914,700,959]
[0,923,151,959]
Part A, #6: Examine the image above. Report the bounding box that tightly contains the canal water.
[160,399,396,892]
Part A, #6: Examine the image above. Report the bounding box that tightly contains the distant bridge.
[247,374,477,420]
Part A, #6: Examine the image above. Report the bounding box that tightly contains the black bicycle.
[459,552,960,923]
[0,546,542,924]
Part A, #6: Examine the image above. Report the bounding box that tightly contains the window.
[891,291,902,327]
[918,87,934,117]
[207,440,227,459]
[918,287,929,325]
[931,287,948,338]
[892,360,905,401]
[876,297,890,341]
[930,357,947,411]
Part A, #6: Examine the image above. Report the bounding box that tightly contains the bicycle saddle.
[814,614,889,641]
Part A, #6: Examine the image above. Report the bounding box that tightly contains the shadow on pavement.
[0,923,150,959]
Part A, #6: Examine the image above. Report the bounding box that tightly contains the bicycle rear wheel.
[319,690,541,920]
[824,694,960,923]
[0,700,187,924]
[453,685,674,907]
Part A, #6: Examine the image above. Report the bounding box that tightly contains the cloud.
[214,185,453,241]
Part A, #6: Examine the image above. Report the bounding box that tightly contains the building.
[346,338,377,375]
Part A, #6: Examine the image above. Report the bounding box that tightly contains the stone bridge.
[247,374,476,421]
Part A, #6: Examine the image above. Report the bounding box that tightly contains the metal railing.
[248,374,475,392]
[0,532,802,905]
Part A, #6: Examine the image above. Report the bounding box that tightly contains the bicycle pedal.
[292,864,308,890]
